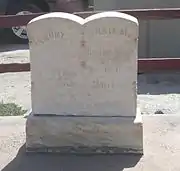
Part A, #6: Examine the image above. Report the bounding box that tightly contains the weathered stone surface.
[27,12,138,117]
[26,112,143,154]
[26,12,142,154]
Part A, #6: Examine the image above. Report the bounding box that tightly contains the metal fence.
[1,8,180,73]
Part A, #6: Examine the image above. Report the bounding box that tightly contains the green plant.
[0,102,27,116]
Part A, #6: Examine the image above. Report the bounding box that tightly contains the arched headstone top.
[27,12,139,117]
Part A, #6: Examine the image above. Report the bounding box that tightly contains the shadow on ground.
[2,145,142,171]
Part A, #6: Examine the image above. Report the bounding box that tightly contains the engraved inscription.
[48,70,120,89]
[88,48,120,57]
[62,81,74,88]
[87,48,129,64]
[56,70,76,80]
[92,79,115,89]
[104,67,121,73]
[56,71,75,88]
[29,31,64,46]
[41,70,76,88]
[95,27,132,38]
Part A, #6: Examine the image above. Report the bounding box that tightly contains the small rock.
[154,110,164,114]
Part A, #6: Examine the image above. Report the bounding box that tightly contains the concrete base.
[26,112,143,154]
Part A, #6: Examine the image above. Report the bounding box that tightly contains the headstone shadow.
[2,145,142,171]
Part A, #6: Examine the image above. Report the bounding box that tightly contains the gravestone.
[26,11,143,154]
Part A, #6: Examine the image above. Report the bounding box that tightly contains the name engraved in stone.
[29,31,64,46]
[95,27,132,38]
[92,79,115,89]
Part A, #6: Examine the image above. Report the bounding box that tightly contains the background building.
[94,0,180,58]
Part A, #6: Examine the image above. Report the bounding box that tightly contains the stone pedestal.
[26,110,142,153]
[26,12,143,154]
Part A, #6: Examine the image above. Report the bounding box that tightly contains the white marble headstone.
[27,12,138,117]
